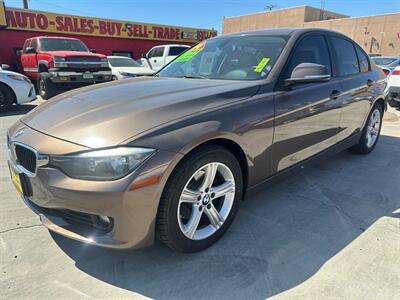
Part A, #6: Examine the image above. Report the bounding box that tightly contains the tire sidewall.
[161,147,243,252]
[0,84,14,109]
[361,102,383,152]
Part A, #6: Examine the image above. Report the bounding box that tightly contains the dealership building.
[223,5,400,56]
[0,2,216,70]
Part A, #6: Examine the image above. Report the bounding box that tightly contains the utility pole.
[320,0,325,20]
[23,0,28,9]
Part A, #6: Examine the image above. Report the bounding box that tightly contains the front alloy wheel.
[177,162,236,240]
[157,145,243,252]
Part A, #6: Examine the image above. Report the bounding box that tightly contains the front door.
[272,33,342,172]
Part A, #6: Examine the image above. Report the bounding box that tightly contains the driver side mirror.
[90,49,97,53]
[25,47,36,54]
[1,64,10,70]
[284,63,330,86]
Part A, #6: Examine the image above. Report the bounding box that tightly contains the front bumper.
[7,122,181,249]
[49,69,112,83]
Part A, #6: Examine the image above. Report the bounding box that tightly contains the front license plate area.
[83,73,94,79]
[9,167,23,196]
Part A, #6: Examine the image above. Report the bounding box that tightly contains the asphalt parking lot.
[1,98,399,300]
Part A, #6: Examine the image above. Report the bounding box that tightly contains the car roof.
[219,28,348,38]
[33,36,81,41]
[107,56,134,59]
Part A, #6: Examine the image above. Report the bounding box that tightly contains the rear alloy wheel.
[0,84,15,110]
[350,102,383,154]
[157,145,243,252]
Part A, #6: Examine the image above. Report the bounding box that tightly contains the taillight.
[382,69,390,76]
[392,69,400,76]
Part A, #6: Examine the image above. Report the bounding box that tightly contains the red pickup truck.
[21,36,112,99]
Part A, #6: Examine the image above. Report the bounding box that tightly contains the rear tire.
[0,83,15,110]
[156,145,243,252]
[388,98,400,108]
[37,72,57,100]
[350,102,383,154]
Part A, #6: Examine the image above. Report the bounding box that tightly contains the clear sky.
[4,0,400,33]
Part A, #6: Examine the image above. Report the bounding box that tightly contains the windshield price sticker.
[254,57,271,73]
[175,42,205,62]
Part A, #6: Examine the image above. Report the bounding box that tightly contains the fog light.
[97,215,111,226]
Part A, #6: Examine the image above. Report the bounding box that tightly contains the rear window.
[169,46,188,56]
[108,57,141,67]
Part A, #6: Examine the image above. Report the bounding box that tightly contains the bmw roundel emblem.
[15,128,25,138]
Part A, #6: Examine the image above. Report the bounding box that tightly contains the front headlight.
[100,57,108,67]
[50,147,156,181]
[54,56,68,68]
[8,74,30,83]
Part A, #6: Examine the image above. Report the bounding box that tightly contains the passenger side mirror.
[25,47,36,54]
[285,63,330,86]
[90,49,97,53]
[1,64,10,70]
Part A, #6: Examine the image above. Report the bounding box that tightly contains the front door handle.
[367,79,373,87]
[330,90,341,100]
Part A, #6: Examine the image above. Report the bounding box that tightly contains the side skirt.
[245,132,362,198]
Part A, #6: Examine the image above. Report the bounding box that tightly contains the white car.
[108,56,155,80]
[0,65,36,110]
[140,44,190,71]
[385,66,400,108]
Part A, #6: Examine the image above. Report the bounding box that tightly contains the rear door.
[272,33,342,172]
[329,35,375,141]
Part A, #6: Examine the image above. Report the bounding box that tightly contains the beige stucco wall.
[303,14,399,55]
[222,6,400,55]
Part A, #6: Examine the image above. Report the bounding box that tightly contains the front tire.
[0,83,15,110]
[37,72,57,100]
[350,102,383,154]
[156,145,243,252]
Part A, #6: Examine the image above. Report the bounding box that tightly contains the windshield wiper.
[182,75,209,80]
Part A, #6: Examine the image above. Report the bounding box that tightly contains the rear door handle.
[330,90,341,100]
[367,79,373,87]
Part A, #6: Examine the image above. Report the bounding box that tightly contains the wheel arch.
[0,81,17,104]
[167,137,249,198]
[38,62,48,73]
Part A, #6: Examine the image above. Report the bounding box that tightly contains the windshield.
[40,38,89,52]
[158,35,288,81]
[108,57,141,67]
[372,57,398,66]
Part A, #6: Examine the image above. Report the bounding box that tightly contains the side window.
[168,46,187,56]
[284,35,332,79]
[355,46,369,73]
[331,37,360,76]
[147,49,155,58]
[153,47,165,57]
[23,40,31,53]
[30,39,38,51]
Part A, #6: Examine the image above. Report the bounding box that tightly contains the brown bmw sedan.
[8,28,386,252]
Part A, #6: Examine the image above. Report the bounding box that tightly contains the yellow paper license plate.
[9,167,23,196]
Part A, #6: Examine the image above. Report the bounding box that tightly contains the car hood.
[113,66,155,75]
[21,77,259,149]
[43,51,106,59]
